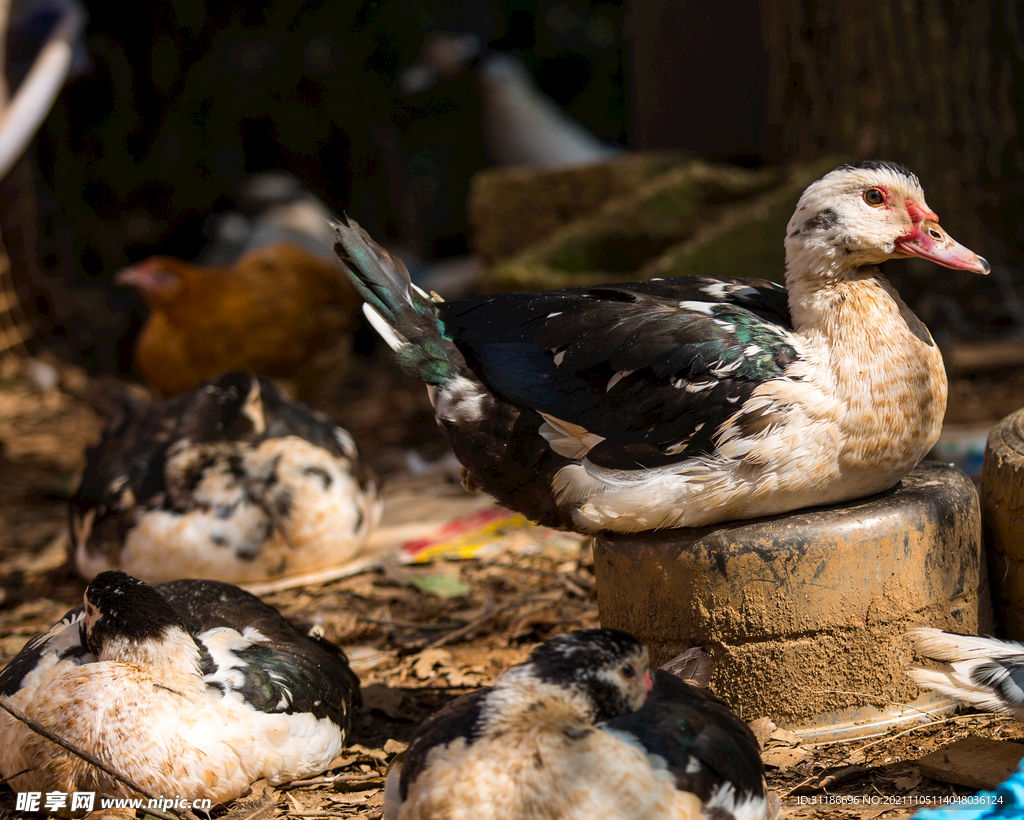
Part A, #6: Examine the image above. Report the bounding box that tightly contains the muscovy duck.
[383,629,770,820]
[0,571,361,805]
[335,161,988,534]
[71,370,382,583]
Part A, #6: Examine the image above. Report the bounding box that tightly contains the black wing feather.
[157,579,360,727]
[603,669,765,803]
[0,607,90,697]
[440,276,797,469]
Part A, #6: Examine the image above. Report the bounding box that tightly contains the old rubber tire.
[594,461,990,731]
[982,408,1024,639]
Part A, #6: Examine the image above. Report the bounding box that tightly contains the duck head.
[785,161,989,277]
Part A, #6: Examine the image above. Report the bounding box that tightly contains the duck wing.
[602,669,768,819]
[157,579,360,729]
[440,276,797,469]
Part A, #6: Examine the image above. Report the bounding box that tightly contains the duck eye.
[622,663,636,679]
[863,188,885,206]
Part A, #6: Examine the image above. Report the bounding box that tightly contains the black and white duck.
[383,629,770,820]
[335,161,988,534]
[71,370,382,583]
[0,571,361,805]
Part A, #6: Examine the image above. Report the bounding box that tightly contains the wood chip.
[917,736,1024,790]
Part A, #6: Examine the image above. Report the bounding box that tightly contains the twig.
[0,697,199,820]
[284,792,341,817]
[282,771,383,788]
[0,765,32,782]
[559,574,589,598]
[425,602,504,649]
[358,617,458,631]
[847,713,1008,758]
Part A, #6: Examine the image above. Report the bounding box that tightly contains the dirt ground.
[0,352,1022,820]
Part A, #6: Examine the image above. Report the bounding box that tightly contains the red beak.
[895,222,990,274]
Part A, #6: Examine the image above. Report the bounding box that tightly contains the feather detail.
[0,574,359,804]
[906,628,1024,719]
[539,413,607,459]
[391,631,767,820]
[334,216,467,386]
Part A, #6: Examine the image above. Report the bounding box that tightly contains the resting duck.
[71,370,382,584]
[335,161,989,534]
[0,571,361,805]
[906,628,1024,721]
[383,629,770,820]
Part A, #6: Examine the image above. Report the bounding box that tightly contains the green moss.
[478,158,843,293]
[643,158,843,285]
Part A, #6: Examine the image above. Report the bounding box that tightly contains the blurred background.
[2,0,1022,379]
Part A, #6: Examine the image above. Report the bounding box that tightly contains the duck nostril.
[928,228,943,241]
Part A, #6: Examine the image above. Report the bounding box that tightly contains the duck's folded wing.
[0,606,91,696]
[602,670,768,819]
[440,277,798,469]
[157,579,360,727]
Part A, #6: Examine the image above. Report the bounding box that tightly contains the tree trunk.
[762,0,1024,264]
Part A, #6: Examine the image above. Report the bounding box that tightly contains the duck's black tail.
[332,216,466,386]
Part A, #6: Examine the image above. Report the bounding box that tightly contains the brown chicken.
[120,242,362,397]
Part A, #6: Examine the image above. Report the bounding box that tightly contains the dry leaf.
[446,665,488,687]
[330,791,384,806]
[384,739,408,755]
[747,717,777,750]
[893,770,923,791]
[344,744,391,762]
[412,647,453,680]
[761,746,810,770]
[764,727,801,748]
[661,646,713,687]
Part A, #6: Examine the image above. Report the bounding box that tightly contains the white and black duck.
[383,629,771,820]
[71,370,382,583]
[0,571,360,805]
[335,161,989,534]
